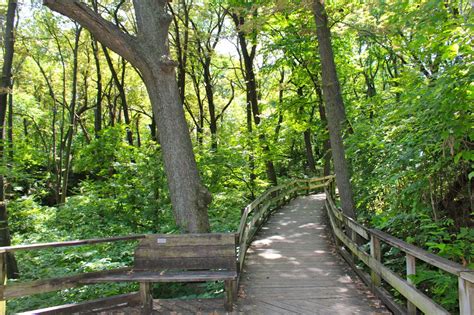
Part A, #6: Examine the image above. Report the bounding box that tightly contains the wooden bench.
[81,233,238,313]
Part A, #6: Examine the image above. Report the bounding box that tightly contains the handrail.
[0,234,146,253]
[0,234,144,314]
[324,186,474,315]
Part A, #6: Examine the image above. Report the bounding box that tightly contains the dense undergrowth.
[6,134,257,313]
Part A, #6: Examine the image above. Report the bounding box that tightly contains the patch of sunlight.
[336,287,349,293]
[336,275,352,283]
[258,252,283,259]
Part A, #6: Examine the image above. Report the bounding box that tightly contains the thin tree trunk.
[232,12,277,186]
[170,0,190,104]
[312,0,356,218]
[203,60,218,150]
[7,93,13,164]
[303,130,316,174]
[135,115,141,147]
[61,26,82,204]
[315,81,331,176]
[247,100,256,198]
[91,1,102,137]
[91,38,102,137]
[102,46,133,145]
[0,0,19,279]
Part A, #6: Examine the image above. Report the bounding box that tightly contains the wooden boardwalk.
[235,194,389,314]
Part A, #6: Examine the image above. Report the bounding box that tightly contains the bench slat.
[139,233,235,247]
[135,244,235,259]
[80,271,237,283]
[134,256,237,271]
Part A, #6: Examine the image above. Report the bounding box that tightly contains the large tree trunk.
[0,0,19,279]
[44,0,211,232]
[312,0,356,218]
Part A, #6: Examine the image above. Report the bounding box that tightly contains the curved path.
[236,194,389,314]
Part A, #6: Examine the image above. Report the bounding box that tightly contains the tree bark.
[43,0,211,232]
[0,0,19,278]
[312,0,356,218]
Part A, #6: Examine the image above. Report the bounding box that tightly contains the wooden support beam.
[406,253,417,315]
[370,235,381,288]
[224,279,234,311]
[0,253,5,315]
[459,271,474,315]
[139,282,152,314]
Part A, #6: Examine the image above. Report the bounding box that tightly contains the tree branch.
[43,0,143,68]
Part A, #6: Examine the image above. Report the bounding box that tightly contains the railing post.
[370,235,381,288]
[329,179,335,200]
[406,253,417,315]
[459,271,474,315]
[0,252,6,315]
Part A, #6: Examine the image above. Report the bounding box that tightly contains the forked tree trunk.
[312,0,356,218]
[44,0,211,232]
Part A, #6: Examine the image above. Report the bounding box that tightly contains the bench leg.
[140,282,153,314]
[232,279,238,300]
[224,279,235,312]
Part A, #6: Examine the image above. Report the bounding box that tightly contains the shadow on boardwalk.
[235,194,389,314]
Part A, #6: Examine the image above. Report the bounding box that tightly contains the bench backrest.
[134,233,237,272]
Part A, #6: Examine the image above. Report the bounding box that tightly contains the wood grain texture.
[80,271,237,283]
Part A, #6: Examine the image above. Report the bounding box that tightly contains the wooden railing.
[323,183,474,315]
[0,234,146,314]
[236,176,334,277]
